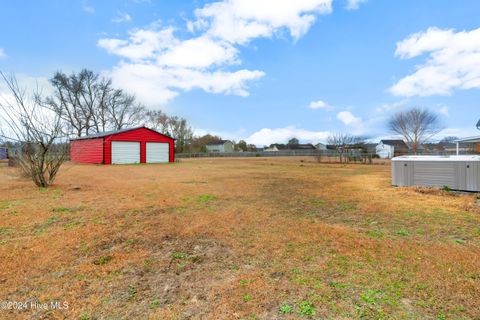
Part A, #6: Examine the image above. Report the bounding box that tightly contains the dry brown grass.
[1,157,479,319]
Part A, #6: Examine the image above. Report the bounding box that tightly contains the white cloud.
[246,126,331,145]
[82,3,95,14]
[390,27,480,97]
[192,0,333,44]
[346,0,367,10]
[0,49,7,59]
[308,99,334,110]
[437,127,480,140]
[438,106,449,116]
[98,0,336,105]
[337,110,362,126]
[375,99,409,113]
[107,62,264,106]
[112,11,132,23]
[156,36,239,68]
[0,74,52,96]
[193,127,247,141]
[98,27,179,61]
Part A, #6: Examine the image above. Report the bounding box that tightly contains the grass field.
[1,157,480,319]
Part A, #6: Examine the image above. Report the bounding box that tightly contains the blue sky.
[1,0,480,145]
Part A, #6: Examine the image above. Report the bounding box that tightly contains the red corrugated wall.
[104,127,175,164]
[70,138,104,164]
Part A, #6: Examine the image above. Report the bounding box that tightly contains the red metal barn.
[70,127,175,164]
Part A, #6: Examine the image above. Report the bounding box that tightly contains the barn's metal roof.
[70,126,175,141]
[380,139,407,147]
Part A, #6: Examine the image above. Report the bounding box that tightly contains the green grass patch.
[64,220,83,230]
[395,229,410,237]
[149,299,161,309]
[298,301,316,316]
[52,189,62,199]
[0,200,22,210]
[34,216,61,235]
[93,255,112,265]
[52,207,71,213]
[337,200,357,211]
[195,194,218,203]
[172,252,188,259]
[366,229,384,239]
[0,227,13,239]
[309,197,326,207]
[279,303,294,314]
[79,311,91,320]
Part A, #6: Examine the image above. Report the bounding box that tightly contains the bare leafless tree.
[108,92,145,130]
[46,69,145,137]
[0,72,68,187]
[144,110,170,133]
[388,107,443,154]
[144,110,193,153]
[327,133,365,163]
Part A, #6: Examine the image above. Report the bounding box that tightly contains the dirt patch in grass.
[87,236,235,319]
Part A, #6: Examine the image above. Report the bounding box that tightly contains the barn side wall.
[104,128,175,164]
[70,138,104,164]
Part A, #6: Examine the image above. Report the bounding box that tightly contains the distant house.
[0,147,7,160]
[289,144,316,150]
[265,143,316,152]
[376,140,409,159]
[206,140,234,153]
[315,143,327,151]
[264,145,280,152]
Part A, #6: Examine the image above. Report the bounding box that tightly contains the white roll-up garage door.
[146,142,169,163]
[111,141,140,164]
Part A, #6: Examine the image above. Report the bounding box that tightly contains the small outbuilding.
[315,143,327,151]
[376,140,409,159]
[392,155,480,192]
[70,127,175,165]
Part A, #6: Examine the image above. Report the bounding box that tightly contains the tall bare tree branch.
[388,107,443,154]
[0,72,68,187]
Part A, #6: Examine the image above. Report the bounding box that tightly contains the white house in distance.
[206,140,234,153]
[376,140,409,159]
[315,143,327,151]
